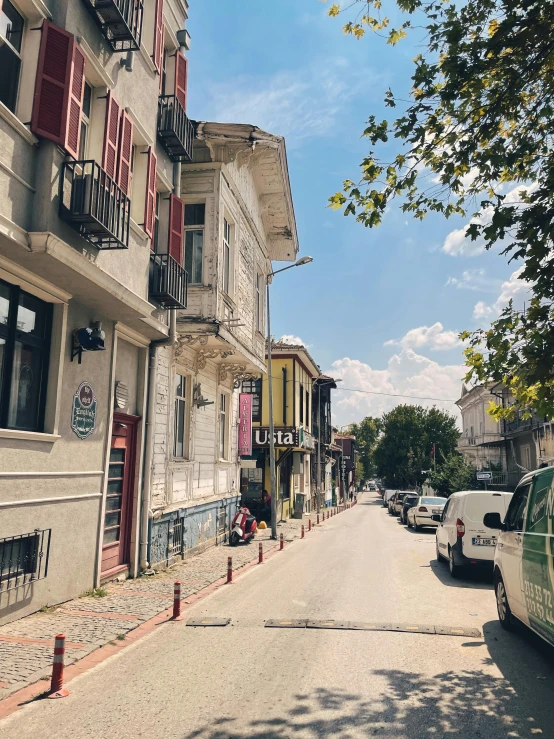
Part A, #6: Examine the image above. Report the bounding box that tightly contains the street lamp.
[314,376,341,513]
[266,256,313,539]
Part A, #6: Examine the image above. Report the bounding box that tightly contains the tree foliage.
[326,0,554,418]
[373,405,459,488]
[349,416,381,480]
[426,453,477,497]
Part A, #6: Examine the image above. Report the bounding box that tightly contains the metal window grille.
[169,520,183,558]
[0,529,51,594]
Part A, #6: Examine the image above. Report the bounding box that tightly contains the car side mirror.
[484,512,504,530]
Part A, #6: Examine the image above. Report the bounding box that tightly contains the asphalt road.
[3,493,554,738]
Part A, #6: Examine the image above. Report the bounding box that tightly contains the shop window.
[174,373,188,458]
[241,378,261,422]
[184,204,205,284]
[0,1,24,113]
[0,279,52,432]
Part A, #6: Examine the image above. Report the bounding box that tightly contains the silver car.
[407,496,447,530]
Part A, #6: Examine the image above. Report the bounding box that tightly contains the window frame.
[0,278,52,433]
[173,371,189,459]
[78,80,93,161]
[299,383,304,425]
[505,482,531,532]
[184,203,205,285]
[219,391,229,460]
[241,378,262,423]
[222,217,232,295]
[256,272,264,334]
[0,0,24,114]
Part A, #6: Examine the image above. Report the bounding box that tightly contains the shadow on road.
[429,557,494,590]
[182,660,554,738]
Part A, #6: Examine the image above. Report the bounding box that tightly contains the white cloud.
[385,322,463,351]
[442,184,537,257]
[472,266,530,321]
[445,268,497,292]
[278,335,305,346]
[328,350,464,426]
[200,61,380,146]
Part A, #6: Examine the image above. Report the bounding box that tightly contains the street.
[2,493,554,738]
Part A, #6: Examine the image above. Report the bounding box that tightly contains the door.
[101,413,139,575]
[499,482,531,620]
[437,498,451,555]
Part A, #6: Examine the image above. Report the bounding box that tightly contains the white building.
[147,123,299,563]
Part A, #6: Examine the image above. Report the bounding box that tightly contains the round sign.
[79,383,95,408]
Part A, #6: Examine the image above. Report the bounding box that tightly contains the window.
[306,389,310,426]
[242,378,261,422]
[0,1,24,113]
[219,393,228,459]
[256,273,264,333]
[223,218,231,294]
[184,204,205,284]
[78,82,93,160]
[505,483,531,532]
[299,384,304,425]
[153,192,161,253]
[0,280,51,432]
[174,373,187,458]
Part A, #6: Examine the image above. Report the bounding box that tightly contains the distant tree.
[326,0,554,419]
[374,405,459,488]
[349,416,381,479]
[426,454,477,498]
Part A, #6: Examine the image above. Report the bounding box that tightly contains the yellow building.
[239,342,320,520]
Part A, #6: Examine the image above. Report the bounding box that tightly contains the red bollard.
[327,511,329,520]
[48,634,69,698]
[258,542,264,564]
[280,533,284,550]
[317,513,320,525]
[171,581,185,621]
[227,556,233,584]
[301,525,305,539]
[308,519,312,532]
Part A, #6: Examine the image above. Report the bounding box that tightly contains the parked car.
[388,493,398,515]
[436,490,512,578]
[392,491,409,516]
[383,489,397,508]
[400,493,419,524]
[407,496,447,530]
[484,468,554,646]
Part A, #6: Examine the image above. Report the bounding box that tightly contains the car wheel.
[448,547,461,578]
[495,572,515,631]
[407,516,412,529]
[413,519,419,532]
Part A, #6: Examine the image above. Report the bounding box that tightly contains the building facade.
[334,434,357,499]
[147,124,300,564]
[0,0,192,624]
[312,375,337,508]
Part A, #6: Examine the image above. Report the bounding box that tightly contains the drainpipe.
[139,114,184,570]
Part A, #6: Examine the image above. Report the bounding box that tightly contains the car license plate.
[472,537,495,546]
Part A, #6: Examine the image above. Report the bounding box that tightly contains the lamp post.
[266,256,313,539]
[314,377,341,514]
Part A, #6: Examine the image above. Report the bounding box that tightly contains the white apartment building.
[0,0,193,624]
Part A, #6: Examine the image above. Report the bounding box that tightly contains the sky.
[188,0,531,427]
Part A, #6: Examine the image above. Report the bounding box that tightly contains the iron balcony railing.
[81,0,144,51]
[500,411,544,436]
[150,253,188,309]
[157,95,194,163]
[0,529,51,595]
[60,160,130,249]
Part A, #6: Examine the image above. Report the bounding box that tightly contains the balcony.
[60,160,130,249]
[81,0,143,52]
[500,411,544,437]
[157,95,194,163]
[149,253,188,309]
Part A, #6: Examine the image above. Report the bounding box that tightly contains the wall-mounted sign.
[238,393,252,456]
[253,427,299,448]
[71,382,97,439]
[299,428,316,451]
[114,381,129,409]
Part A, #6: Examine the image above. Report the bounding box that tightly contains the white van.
[486,468,554,646]
[436,490,512,578]
[383,489,397,508]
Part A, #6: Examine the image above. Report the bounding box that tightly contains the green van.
[484,467,554,645]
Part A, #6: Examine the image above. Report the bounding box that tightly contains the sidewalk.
[0,505,351,701]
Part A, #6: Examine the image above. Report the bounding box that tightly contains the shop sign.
[238,393,252,456]
[253,427,299,447]
[300,429,316,451]
[71,382,97,439]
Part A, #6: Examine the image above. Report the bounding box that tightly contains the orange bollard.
[171,581,185,621]
[48,634,69,698]
[317,513,320,525]
[280,533,284,550]
[227,556,233,584]
[258,542,264,564]
[301,525,305,539]
[308,519,312,532]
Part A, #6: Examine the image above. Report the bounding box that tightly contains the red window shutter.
[117,111,134,196]
[168,194,184,263]
[102,92,121,180]
[64,44,86,159]
[175,51,188,111]
[153,0,164,73]
[31,21,74,147]
[144,147,157,242]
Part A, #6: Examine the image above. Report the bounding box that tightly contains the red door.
[101,413,139,575]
